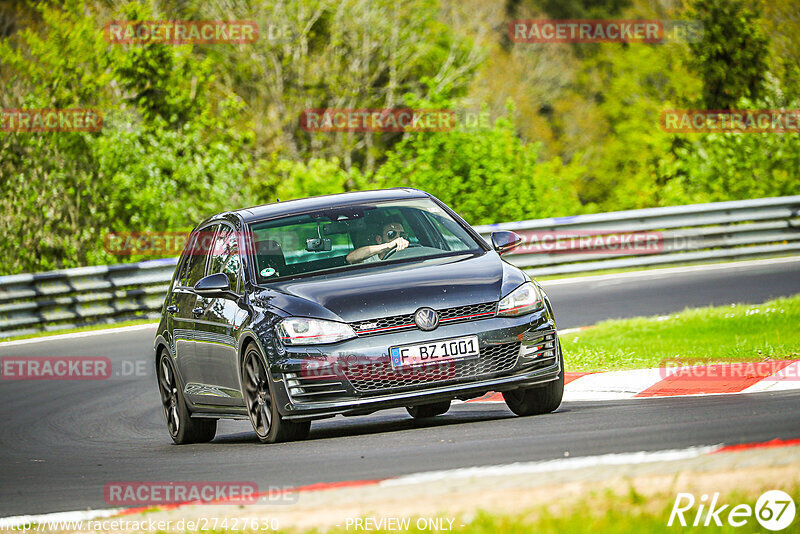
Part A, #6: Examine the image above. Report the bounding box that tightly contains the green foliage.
[0,0,250,274]
[687,0,771,109]
[1,0,799,276]
[660,125,800,205]
[374,98,585,225]
[571,40,701,209]
[250,155,367,204]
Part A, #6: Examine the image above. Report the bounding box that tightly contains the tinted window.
[207,225,241,292]
[182,225,215,287]
[248,198,483,283]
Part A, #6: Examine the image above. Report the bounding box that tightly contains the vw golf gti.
[154,188,564,444]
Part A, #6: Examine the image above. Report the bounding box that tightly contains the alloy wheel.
[244,350,272,439]
[158,356,180,437]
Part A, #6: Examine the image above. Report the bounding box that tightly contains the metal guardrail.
[473,195,800,275]
[0,258,178,339]
[1,196,799,339]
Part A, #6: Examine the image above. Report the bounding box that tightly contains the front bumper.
[269,306,561,420]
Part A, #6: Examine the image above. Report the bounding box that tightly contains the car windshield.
[247,198,484,283]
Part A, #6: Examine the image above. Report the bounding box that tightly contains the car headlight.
[497,282,543,316]
[277,318,356,345]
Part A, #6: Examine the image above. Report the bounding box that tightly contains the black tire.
[242,345,310,443]
[406,400,451,418]
[157,353,217,444]
[502,347,564,416]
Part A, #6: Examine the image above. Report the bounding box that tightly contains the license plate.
[389,336,480,369]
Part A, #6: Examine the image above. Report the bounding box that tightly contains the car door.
[192,224,245,406]
[172,227,213,403]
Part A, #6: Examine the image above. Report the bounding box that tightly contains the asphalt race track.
[2,258,800,516]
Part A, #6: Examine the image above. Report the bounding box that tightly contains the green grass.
[561,294,800,371]
[0,318,157,342]
[454,487,800,534]
[223,484,800,534]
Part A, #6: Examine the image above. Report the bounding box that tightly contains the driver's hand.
[386,237,408,252]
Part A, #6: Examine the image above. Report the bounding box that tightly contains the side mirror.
[491,231,523,255]
[194,273,236,298]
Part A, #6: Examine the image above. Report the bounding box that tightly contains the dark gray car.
[154,188,563,444]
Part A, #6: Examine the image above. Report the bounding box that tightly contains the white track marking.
[379,445,722,487]
[539,256,800,286]
[0,324,157,347]
[563,368,666,401]
[742,361,800,393]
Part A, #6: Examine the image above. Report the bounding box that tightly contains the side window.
[176,233,197,287]
[183,225,216,287]
[174,253,189,290]
[427,213,471,252]
[207,225,241,292]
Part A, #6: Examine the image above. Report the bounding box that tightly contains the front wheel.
[503,350,564,416]
[242,345,310,443]
[157,353,217,444]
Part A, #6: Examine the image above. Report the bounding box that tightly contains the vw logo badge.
[414,307,439,331]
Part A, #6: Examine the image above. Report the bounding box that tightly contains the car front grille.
[350,302,497,336]
[343,341,521,393]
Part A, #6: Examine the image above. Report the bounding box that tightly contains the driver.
[345,220,409,264]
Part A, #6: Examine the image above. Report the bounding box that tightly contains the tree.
[374,98,585,225]
[0,0,250,274]
[688,0,770,109]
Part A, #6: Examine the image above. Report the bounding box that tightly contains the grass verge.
[265,483,800,533]
[561,294,800,371]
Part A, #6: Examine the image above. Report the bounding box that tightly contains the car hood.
[253,252,527,323]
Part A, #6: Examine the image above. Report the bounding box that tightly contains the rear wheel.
[242,345,310,443]
[503,349,564,416]
[157,353,217,444]
[406,400,451,418]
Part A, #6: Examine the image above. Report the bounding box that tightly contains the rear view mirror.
[306,237,332,252]
[194,273,236,298]
[491,231,523,255]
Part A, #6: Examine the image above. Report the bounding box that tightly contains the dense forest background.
[1,0,798,274]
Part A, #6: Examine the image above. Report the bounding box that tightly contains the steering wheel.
[382,244,399,260]
[381,242,421,260]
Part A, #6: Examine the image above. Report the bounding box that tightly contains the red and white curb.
[3,439,799,529]
[465,360,800,404]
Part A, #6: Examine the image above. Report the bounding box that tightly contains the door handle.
[192,306,204,317]
[166,305,178,314]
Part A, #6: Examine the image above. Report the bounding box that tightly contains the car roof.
[232,188,431,223]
